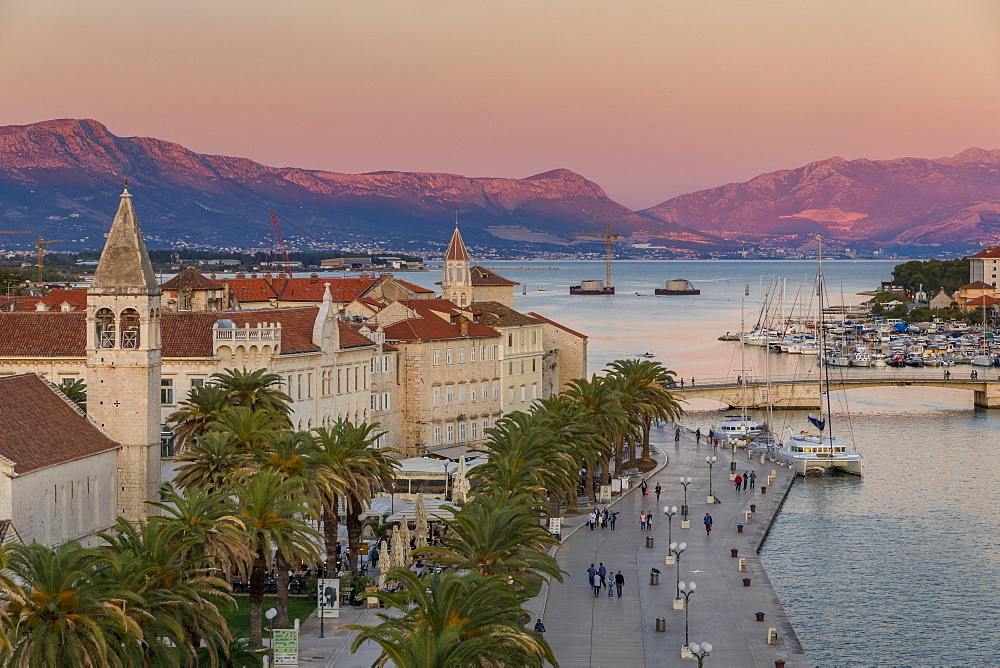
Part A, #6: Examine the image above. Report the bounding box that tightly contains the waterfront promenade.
[535,427,808,667]
[293,425,807,667]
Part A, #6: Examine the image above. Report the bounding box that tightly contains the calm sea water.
[405,260,1000,664]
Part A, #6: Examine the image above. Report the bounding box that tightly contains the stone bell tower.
[441,222,472,307]
[86,185,162,521]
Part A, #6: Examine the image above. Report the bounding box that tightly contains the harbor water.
[403,259,1000,664]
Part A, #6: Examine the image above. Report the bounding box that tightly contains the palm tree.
[152,484,250,581]
[346,568,555,668]
[606,359,682,469]
[208,406,285,451]
[528,395,611,515]
[311,423,397,573]
[415,494,562,584]
[166,383,231,452]
[210,368,293,423]
[234,472,321,648]
[172,431,248,493]
[100,518,234,667]
[3,541,142,668]
[472,412,577,503]
[564,375,633,490]
[58,379,87,413]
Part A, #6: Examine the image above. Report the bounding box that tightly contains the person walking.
[600,508,608,530]
[675,426,681,443]
[534,619,546,634]
[610,511,618,530]
[742,471,749,490]
[639,511,647,531]
[608,572,615,597]
[749,470,757,490]
[695,427,701,443]
[615,570,625,597]
[640,478,648,496]
[646,514,653,532]
[734,474,742,493]
[587,563,597,589]
[597,563,607,590]
[654,483,662,502]
[704,513,713,536]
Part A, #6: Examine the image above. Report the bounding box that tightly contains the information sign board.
[273,629,298,665]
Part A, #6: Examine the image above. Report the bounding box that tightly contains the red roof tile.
[383,299,499,342]
[527,312,588,339]
[38,288,88,311]
[161,267,223,291]
[444,226,470,262]
[0,312,87,356]
[0,374,119,474]
[468,302,542,327]
[969,247,1000,259]
[470,265,519,287]
[392,278,434,294]
[960,281,994,290]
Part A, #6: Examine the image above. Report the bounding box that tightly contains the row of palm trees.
[0,358,679,666]
[345,358,682,667]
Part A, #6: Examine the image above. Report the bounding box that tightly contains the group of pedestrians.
[733,470,757,492]
[587,562,626,598]
[638,510,655,531]
[588,507,618,530]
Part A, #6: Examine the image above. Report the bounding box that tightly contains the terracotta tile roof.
[228,276,381,304]
[161,312,219,357]
[0,374,119,474]
[38,288,88,311]
[960,281,994,290]
[444,226,471,262]
[0,307,373,358]
[0,312,87,356]
[0,296,42,312]
[969,247,1000,259]
[470,265,519,287]
[468,301,542,327]
[338,321,377,348]
[160,267,223,291]
[392,278,434,294]
[383,299,499,342]
[963,295,1000,306]
[527,312,588,339]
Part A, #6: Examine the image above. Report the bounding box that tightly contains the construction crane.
[571,223,621,289]
[270,212,292,278]
[32,235,59,283]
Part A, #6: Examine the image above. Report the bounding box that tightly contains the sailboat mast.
[741,298,747,424]
[817,237,835,445]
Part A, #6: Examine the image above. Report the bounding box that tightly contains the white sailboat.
[719,298,762,439]
[772,237,864,476]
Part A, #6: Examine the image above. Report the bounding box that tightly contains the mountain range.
[1,119,998,256]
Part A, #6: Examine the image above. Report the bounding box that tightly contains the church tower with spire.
[441,222,472,306]
[86,186,162,522]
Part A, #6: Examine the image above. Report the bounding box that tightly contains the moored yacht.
[716,416,763,440]
[772,426,863,476]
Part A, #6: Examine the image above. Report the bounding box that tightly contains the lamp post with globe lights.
[705,456,717,502]
[679,475,692,519]
[678,581,696,651]
[265,607,277,664]
[689,641,713,667]
[662,505,677,546]
[668,541,686,608]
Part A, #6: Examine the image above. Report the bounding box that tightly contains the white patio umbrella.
[398,522,412,566]
[452,456,471,504]
[414,495,429,550]
[389,524,405,570]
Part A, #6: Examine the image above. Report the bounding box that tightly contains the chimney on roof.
[236,273,246,279]
[310,273,319,283]
[457,314,469,337]
[264,273,273,286]
[210,273,216,280]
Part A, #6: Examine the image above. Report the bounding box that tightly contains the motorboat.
[871,353,887,368]
[972,354,994,367]
[716,416,763,440]
[849,347,872,367]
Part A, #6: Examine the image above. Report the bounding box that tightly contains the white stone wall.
[12,451,119,547]
[499,322,544,415]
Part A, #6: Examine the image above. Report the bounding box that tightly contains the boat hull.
[654,289,701,295]
[569,286,615,295]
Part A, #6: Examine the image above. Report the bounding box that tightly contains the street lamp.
[679,476,692,519]
[678,581,696,648]
[662,505,677,546]
[668,541,686,608]
[730,438,737,472]
[318,561,328,638]
[265,607,277,664]
[705,456,717,501]
[688,641,713,667]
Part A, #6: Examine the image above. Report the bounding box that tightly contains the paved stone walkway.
[535,426,809,667]
[291,424,808,667]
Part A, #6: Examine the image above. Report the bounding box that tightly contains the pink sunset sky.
[2,0,999,209]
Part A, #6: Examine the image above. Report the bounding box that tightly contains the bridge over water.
[674,372,1000,409]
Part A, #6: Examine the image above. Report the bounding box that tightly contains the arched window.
[120,308,140,349]
[95,308,116,349]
